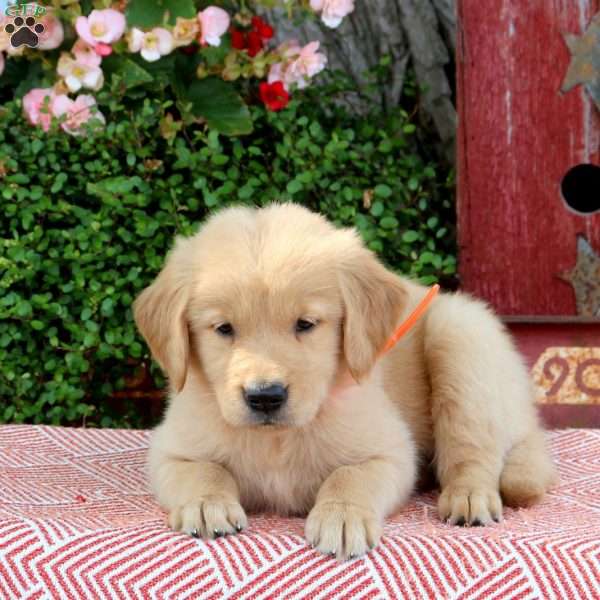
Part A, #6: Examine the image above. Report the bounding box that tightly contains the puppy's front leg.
[306,458,413,560]
[152,455,247,539]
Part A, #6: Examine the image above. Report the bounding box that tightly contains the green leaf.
[380,217,399,230]
[126,1,163,27]
[378,139,392,153]
[287,180,302,194]
[31,139,44,155]
[200,41,231,68]
[184,78,253,136]
[126,0,195,27]
[165,0,196,23]
[103,56,154,90]
[374,184,392,198]
[419,275,438,285]
[370,201,384,217]
[101,298,114,317]
[119,57,154,89]
[402,230,419,243]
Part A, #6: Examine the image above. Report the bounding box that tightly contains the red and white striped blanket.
[0,425,598,599]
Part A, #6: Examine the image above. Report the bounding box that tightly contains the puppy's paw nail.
[213,529,223,538]
[438,486,503,528]
[190,528,200,538]
[306,501,379,563]
[235,523,244,532]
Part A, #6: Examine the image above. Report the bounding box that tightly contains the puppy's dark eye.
[216,323,234,336]
[295,319,316,333]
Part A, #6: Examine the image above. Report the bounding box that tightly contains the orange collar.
[380,284,440,355]
[330,284,440,395]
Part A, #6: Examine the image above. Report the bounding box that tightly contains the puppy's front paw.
[168,496,248,539]
[305,501,381,560]
[438,484,502,526]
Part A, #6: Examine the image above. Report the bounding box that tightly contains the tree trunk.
[266,0,457,164]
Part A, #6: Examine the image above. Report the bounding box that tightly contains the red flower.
[230,27,246,50]
[230,16,274,56]
[247,30,263,57]
[251,16,274,40]
[259,81,290,111]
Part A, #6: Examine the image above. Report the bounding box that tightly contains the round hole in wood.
[561,163,600,215]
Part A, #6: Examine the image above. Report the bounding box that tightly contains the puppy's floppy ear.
[338,243,407,383]
[133,249,190,393]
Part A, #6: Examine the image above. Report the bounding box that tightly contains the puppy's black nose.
[243,383,288,414]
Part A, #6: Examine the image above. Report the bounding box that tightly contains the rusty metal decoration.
[557,234,600,317]
[561,12,600,110]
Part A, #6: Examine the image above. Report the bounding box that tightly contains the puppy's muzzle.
[243,382,288,415]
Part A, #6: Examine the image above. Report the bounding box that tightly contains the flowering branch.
[0,1,356,136]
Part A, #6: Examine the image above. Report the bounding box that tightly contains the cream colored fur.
[135,203,556,560]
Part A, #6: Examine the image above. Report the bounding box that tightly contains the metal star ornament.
[557,235,600,317]
[561,12,600,111]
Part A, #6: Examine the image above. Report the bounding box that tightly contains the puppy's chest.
[227,434,340,515]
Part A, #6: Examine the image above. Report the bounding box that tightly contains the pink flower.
[128,27,174,62]
[267,62,284,84]
[22,88,55,132]
[310,0,355,28]
[37,15,64,50]
[281,40,302,59]
[75,9,125,49]
[57,54,104,93]
[268,41,327,90]
[286,42,327,88]
[72,39,102,68]
[52,94,105,136]
[197,6,230,46]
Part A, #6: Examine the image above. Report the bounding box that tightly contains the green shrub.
[0,80,455,428]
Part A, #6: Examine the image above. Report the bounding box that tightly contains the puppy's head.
[134,204,406,428]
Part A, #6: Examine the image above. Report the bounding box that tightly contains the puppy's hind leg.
[424,295,530,526]
[500,428,557,508]
[433,399,504,526]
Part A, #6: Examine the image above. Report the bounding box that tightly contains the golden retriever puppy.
[134,203,555,560]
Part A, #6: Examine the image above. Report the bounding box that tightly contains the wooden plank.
[457,0,600,316]
[503,315,600,323]
[507,322,600,368]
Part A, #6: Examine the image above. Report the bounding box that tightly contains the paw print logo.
[4,16,45,48]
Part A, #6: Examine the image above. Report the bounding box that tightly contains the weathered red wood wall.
[457,0,600,316]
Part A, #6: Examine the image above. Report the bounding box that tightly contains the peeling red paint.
[457,1,600,316]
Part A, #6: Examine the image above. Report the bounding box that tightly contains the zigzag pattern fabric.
[0,425,598,599]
